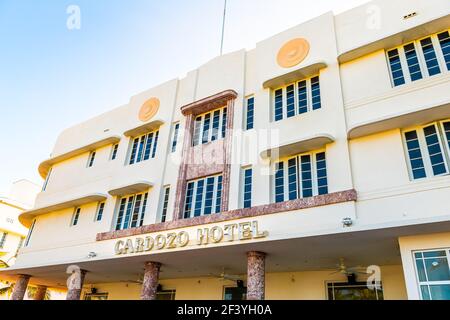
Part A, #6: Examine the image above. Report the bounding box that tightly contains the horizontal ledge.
[108,181,154,196]
[338,15,450,63]
[263,62,327,89]
[260,134,335,160]
[348,102,450,139]
[96,189,357,241]
[38,136,121,179]
[181,90,238,116]
[19,194,107,228]
[124,119,165,137]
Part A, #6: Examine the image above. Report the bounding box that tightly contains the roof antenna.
[220,0,227,55]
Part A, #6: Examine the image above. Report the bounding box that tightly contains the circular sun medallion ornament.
[277,38,310,68]
[138,97,160,122]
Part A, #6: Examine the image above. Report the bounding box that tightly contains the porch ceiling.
[3,220,450,289]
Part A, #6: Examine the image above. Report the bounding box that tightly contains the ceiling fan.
[209,268,243,282]
[330,258,368,276]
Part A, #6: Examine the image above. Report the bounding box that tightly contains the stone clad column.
[66,269,87,300]
[246,251,266,300]
[10,274,31,300]
[34,285,48,300]
[140,262,162,300]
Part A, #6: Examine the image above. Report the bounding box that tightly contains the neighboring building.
[1,0,450,300]
[0,180,39,299]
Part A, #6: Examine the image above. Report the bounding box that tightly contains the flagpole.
[220,0,227,55]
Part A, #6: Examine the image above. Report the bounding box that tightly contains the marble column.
[66,269,87,300]
[246,251,266,300]
[34,285,48,300]
[10,274,31,300]
[140,262,162,300]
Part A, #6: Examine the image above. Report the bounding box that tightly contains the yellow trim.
[38,136,121,179]
[124,119,164,137]
[108,182,153,196]
[263,62,327,89]
[19,194,107,228]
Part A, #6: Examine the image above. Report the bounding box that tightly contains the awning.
[19,194,107,228]
[348,103,450,139]
[263,62,327,89]
[260,134,335,160]
[108,181,153,197]
[124,120,165,137]
[38,136,121,179]
[181,90,238,116]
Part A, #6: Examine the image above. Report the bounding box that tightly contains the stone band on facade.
[96,189,357,241]
[140,261,162,300]
[247,251,266,300]
[10,274,31,300]
[34,285,48,300]
[66,269,87,300]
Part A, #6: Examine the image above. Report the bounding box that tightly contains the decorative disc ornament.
[139,98,160,122]
[277,38,310,68]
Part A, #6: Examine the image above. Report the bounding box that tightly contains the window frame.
[402,120,450,181]
[128,129,160,165]
[413,248,450,300]
[114,192,149,231]
[0,232,8,249]
[183,174,223,219]
[386,29,450,87]
[95,202,106,222]
[71,207,81,226]
[87,151,96,168]
[160,186,171,223]
[272,75,321,122]
[241,167,253,209]
[272,149,328,203]
[171,122,180,153]
[110,144,119,161]
[245,96,255,131]
[192,107,227,146]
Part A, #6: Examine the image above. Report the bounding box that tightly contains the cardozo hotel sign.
[114,221,269,255]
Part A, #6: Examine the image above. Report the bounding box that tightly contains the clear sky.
[0,0,370,195]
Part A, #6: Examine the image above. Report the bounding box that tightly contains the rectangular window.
[0,232,8,249]
[438,31,450,71]
[403,121,450,180]
[327,282,384,300]
[414,249,450,300]
[42,167,52,192]
[160,186,170,223]
[15,237,25,255]
[111,144,119,160]
[171,123,180,153]
[95,202,105,222]
[245,97,254,130]
[71,207,81,226]
[87,151,96,168]
[24,220,35,247]
[129,130,159,165]
[387,30,449,87]
[115,192,148,230]
[273,75,321,122]
[274,151,328,203]
[242,167,252,208]
[192,107,227,146]
[183,175,223,219]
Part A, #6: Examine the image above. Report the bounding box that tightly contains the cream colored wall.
[84,266,406,300]
[399,232,450,300]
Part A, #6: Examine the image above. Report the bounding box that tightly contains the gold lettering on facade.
[239,222,252,240]
[166,233,177,249]
[114,221,268,255]
[177,231,189,247]
[210,226,223,243]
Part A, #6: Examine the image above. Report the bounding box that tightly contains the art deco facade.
[1,0,450,300]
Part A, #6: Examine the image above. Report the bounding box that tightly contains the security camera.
[87,252,97,258]
[342,217,353,227]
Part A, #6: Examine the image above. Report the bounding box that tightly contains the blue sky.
[0,0,369,195]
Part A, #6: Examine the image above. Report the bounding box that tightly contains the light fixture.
[342,217,353,227]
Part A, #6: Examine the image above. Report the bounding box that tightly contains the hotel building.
[2,0,450,300]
